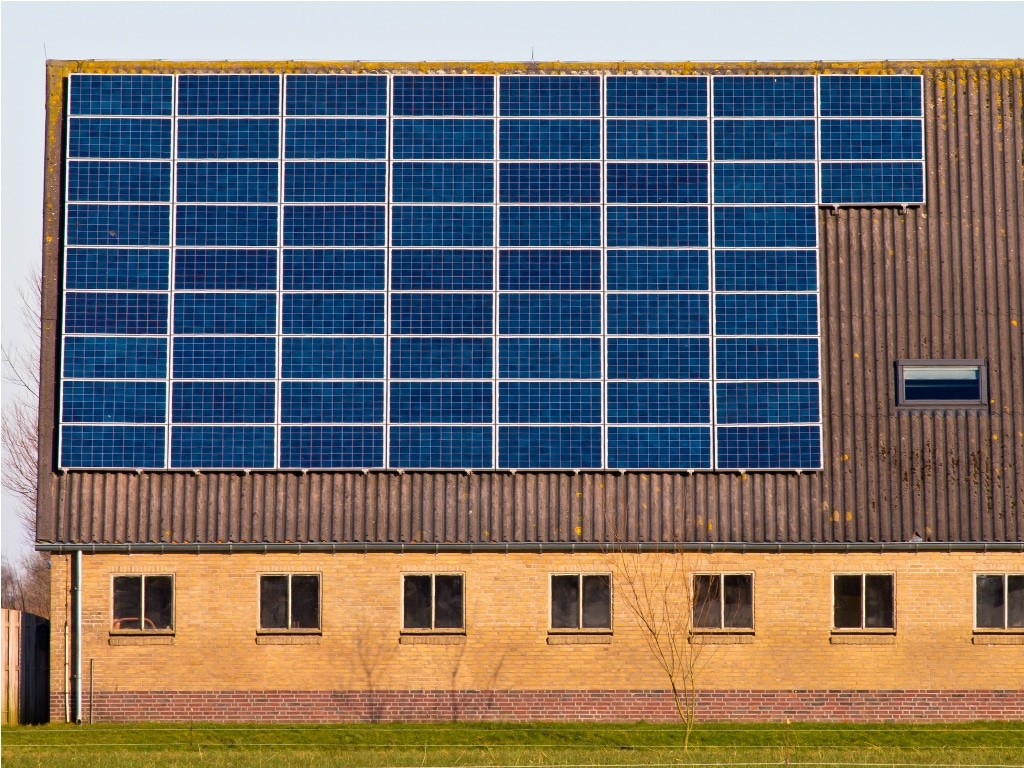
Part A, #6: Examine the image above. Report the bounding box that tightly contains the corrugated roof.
[37,61,1024,545]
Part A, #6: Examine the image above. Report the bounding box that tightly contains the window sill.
[690,631,755,645]
[399,633,467,645]
[547,633,612,645]
[830,632,896,645]
[109,634,175,646]
[972,633,1024,646]
[256,633,322,645]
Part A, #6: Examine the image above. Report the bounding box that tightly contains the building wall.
[49,551,1024,722]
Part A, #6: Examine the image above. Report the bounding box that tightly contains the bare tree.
[606,548,712,748]
[2,270,49,617]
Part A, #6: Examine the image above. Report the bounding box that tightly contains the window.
[896,360,986,407]
[403,574,464,631]
[259,574,320,631]
[551,574,611,630]
[693,574,753,630]
[112,575,173,632]
[976,574,1024,630]
[833,574,894,630]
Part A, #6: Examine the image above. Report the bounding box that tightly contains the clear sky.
[2,0,1022,558]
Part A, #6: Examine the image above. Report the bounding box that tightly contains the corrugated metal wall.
[41,62,1024,545]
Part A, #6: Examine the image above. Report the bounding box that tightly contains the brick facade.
[48,551,1024,722]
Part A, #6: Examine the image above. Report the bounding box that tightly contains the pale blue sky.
[2,0,1022,557]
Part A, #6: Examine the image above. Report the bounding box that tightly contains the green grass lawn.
[3,721,1022,767]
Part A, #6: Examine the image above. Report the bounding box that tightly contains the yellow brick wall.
[49,551,1024,698]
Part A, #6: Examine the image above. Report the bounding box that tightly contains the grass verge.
[2,721,1022,767]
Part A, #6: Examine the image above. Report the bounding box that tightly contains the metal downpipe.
[72,549,82,724]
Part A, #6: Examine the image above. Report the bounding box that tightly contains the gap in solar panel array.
[58,73,924,471]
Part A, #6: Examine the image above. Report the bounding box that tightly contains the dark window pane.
[144,576,173,630]
[1008,576,1024,629]
[902,366,981,403]
[434,575,464,629]
[403,575,432,629]
[865,574,894,629]
[551,575,580,629]
[693,575,721,629]
[834,575,863,629]
[582,575,611,629]
[724,574,753,629]
[976,575,1005,629]
[260,575,288,629]
[290,575,320,629]
[112,576,142,630]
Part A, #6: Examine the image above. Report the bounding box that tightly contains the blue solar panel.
[283,249,384,290]
[713,77,815,117]
[65,292,168,334]
[62,381,166,423]
[286,75,387,116]
[178,75,280,116]
[713,163,816,204]
[391,426,492,469]
[69,118,171,159]
[283,337,384,379]
[170,426,275,468]
[284,162,385,203]
[499,76,600,116]
[499,250,599,290]
[178,118,279,159]
[282,382,384,423]
[70,74,173,116]
[607,427,711,469]
[285,118,386,159]
[175,249,277,290]
[68,161,170,202]
[67,204,169,246]
[499,338,601,379]
[178,162,278,203]
[713,119,816,161]
[607,250,708,291]
[394,119,494,160]
[61,425,165,468]
[606,77,708,117]
[393,163,494,203]
[819,75,922,117]
[820,162,924,205]
[59,72,924,470]
[391,382,492,423]
[499,163,600,203]
[820,119,923,160]
[64,337,168,379]
[607,164,708,204]
[499,382,601,424]
[606,120,707,160]
[394,76,494,116]
[280,426,384,468]
[66,248,169,290]
[172,381,275,423]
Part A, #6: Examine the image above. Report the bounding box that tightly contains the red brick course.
[52,689,1024,723]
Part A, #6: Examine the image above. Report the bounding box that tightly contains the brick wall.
[48,551,1024,722]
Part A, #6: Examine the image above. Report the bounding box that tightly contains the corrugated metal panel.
[41,62,1024,545]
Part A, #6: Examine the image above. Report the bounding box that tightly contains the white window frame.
[691,572,755,632]
[831,572,896,632]
[400,572,466,633]
[548,572,613,633]
[973,573,1024,632]
[258,573,322,633]
[110,573,175,633]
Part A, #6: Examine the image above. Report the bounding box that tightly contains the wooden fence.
[2,608,49,724]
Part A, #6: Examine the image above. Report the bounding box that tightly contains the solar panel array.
[60,73,924,471]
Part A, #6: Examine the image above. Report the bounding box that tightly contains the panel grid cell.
[58,72,925,470]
